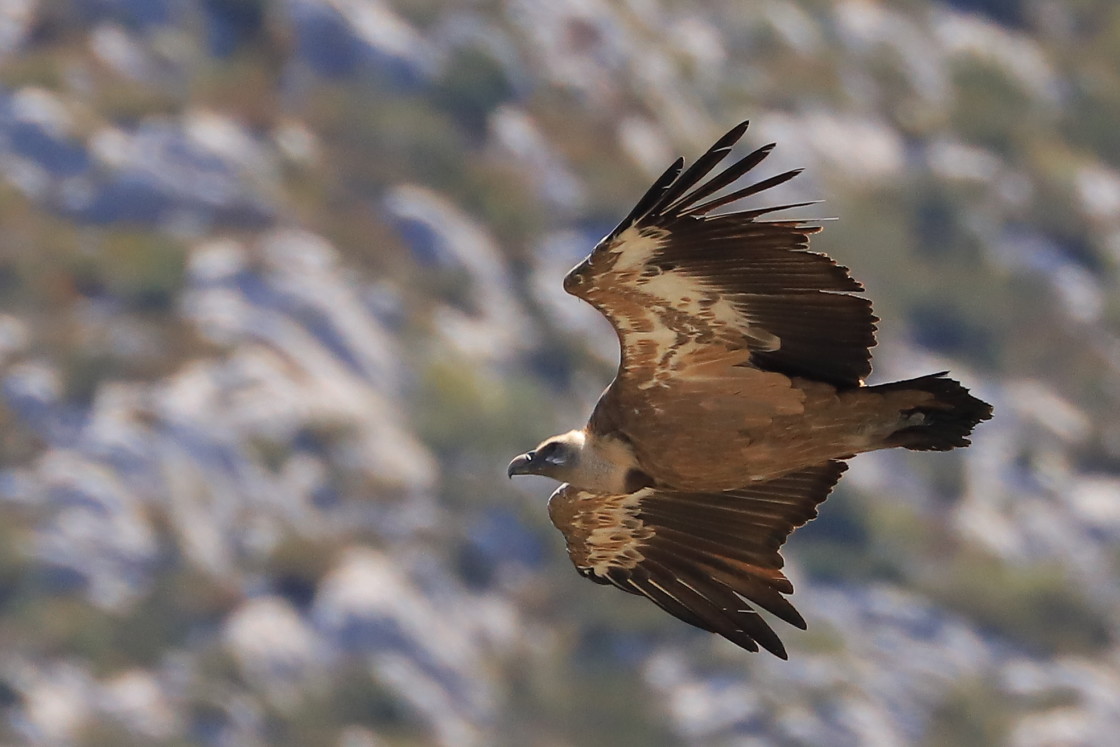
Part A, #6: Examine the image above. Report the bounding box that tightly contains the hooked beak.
[507,451,535,478]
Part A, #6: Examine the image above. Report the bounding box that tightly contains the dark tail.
[872,372,993,451]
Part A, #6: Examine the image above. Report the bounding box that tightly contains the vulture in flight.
[507,121,992,658]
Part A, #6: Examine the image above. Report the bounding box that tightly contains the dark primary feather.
[610,157,685,240]
[682,168,804,217]
[649,121,751,218]
[663,142,776,214]
[548,462,847,658]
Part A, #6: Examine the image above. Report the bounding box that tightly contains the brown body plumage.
[508,121,992,658]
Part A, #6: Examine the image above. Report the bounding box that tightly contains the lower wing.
[546,461,847,658]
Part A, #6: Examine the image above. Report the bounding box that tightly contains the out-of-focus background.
[0,0,1117,744]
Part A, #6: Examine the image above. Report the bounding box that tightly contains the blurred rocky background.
[0,0,1117,744]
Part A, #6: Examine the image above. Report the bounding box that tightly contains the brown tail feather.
[873,372,993,451]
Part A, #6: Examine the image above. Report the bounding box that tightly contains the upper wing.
[547,461,847,658]
[563,121,877,389]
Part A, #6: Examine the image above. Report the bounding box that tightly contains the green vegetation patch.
[921,552,1112,656]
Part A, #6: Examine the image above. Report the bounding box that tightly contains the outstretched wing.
[547,461,847,658]
[563,120,877,389]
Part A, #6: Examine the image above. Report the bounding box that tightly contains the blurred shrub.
[503,631,677,747]
[1060,76,1120,168]
[411,356,558,464]
[192,46,285,130]
[259,535,338,610]
[795,493,929,585]
[305,82,464,194]
[922,552,1112,655]
[949,57,1036,154]
[267,664,424,747]
[202,0,270,57]
[433,46,517,137]
[940,0,1028,28]
[94,80,183,125]
[79,231,186,310]
[926,677,1012,747]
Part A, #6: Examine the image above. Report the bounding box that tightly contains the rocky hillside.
[0,0,1118,744]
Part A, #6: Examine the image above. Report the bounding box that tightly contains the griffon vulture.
[508,121,992,658]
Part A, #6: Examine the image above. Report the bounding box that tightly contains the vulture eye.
[538,443,563,464]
